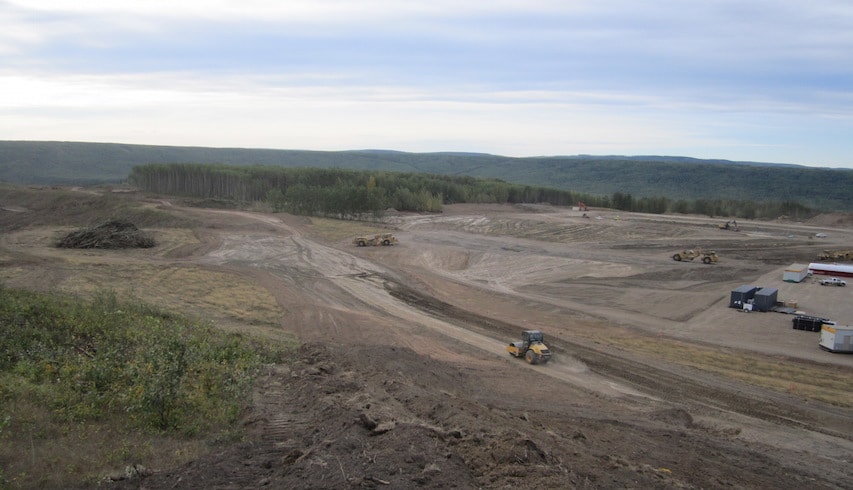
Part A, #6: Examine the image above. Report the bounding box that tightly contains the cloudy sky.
[2,1,852,168]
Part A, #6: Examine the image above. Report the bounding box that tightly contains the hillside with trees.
[3,141,852,212]
[129,163,815,220]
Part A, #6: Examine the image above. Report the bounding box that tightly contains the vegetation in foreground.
[0,286,291,488]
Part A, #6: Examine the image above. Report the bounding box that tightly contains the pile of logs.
[57,220,155,249]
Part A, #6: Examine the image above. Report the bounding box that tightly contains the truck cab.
[819,277,847,287]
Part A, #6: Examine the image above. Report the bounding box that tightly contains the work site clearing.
[1,188,852,489]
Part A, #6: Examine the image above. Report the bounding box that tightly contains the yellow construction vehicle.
[672,250,700,261]
[818,250,853,261]
[672,249,718,264]
[507,330,552,365]
[352,233,398,247]
[718,220,739,231]
[375,233,398,246]
[700,251,719,264]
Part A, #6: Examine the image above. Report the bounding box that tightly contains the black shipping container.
[730,285,758,309]
[753,287,778,312]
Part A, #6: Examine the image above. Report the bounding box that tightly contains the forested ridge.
[129,163,815,220]
[2,141,852,211]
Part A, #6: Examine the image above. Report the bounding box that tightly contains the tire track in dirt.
[385,280,853,442]
[168,204,853,460]
[189,208,649,399]
[177,206,853,444]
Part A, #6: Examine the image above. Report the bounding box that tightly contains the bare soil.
[1,189,852,489]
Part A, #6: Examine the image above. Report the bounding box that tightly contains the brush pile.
[57,220,155,249]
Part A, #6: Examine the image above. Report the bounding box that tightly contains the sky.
[1,1,852,168]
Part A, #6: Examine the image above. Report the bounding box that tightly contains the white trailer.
[783,264,808,283]
[808,262,853,278]
[819,325,853,353]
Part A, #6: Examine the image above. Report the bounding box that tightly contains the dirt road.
[2,194,852,488]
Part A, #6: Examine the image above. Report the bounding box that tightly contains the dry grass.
[615,336,853,407]
[0,226,283,328]
[304,217,395,243]
[0,396,210,488]
[59,265,283,327]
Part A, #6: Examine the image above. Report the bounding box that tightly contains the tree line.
[128,164,603,217]
[128,163,815,220]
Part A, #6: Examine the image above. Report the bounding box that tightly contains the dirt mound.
[110,343,841,490]
[57,220,155,249]
[804,212,853,228]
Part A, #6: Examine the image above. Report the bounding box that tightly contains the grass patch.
[61,265,284,327]
[614,336,853,407]
[304,217,395,243]
[0,286,294,488]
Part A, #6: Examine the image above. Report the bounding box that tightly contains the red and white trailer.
[808,263,853,278]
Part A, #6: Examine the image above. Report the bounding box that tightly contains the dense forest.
[129,163,815,220]
[3,141,852,212]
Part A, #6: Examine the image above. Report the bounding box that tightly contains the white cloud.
[6,0,573,23]
[1,0,852,166]
[0,70,748,157]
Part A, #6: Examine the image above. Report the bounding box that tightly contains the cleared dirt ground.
[1,189,852,489]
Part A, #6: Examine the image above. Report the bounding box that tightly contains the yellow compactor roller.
[507,330,552,365]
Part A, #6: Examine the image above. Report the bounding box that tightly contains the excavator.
[507,330,552,365]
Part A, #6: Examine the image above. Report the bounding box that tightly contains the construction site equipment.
[672,250,700,261]
[792,315,830,332]
[507,330,552,365]
[718,220,739,231]
[352,233,398,247]
[577,202,589,211]
[672,250,719,264]
[818,250,853,261]
[819,325,853,353]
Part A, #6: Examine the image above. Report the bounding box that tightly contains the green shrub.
[0,286,285,435]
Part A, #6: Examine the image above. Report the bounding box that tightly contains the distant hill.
[1,140,851,211]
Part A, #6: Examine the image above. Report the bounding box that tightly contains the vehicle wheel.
[525,350,538,365]
[672,254,681,261]
[357,240,366,247]
[382,240,390,245]
[703,257,711,264]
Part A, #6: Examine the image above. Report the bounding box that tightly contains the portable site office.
[783,264,809,283]
[820,325,853,353]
